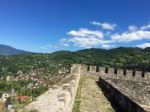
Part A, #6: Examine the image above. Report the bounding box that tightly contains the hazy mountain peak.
[0,44,28,55]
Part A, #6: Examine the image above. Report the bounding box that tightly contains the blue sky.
[0,0,150,53]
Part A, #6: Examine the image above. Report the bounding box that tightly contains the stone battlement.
[21,64,150,112]
[78,64,150,112]
[80,65,150,81]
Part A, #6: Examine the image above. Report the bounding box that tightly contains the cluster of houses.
[0,93,15,112]
[0,92,32,112]
[17,67,69,86]
[0,91,32,112]
[0,66,70,112]
[2,68,68,87]
[15,69,67,88]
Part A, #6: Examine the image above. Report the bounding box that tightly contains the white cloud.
[40,45,52,49]
[136,43,150,49]
[66,28,104,48]
[67,37,112,48]
[60,38,68,46]
[100,22,116,30]
[141,24,150,30]
[60,38,67,42]
[101,44,115,49]
[61,28,113,48]
[63,43,70,47]
[101,44,110,48]
[68,37,101,48]
[67,28,103,39]
[91,21,101,26]
[128,25,138,32]
[91,21,116,30]
[111,30,150,42]
[60,22,150,49]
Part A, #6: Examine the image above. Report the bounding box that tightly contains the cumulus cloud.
[67,37,112,48]
[60,22,150,49]
[141,24,150,30]
[128,25,138,32]
[111,23,150,42]
[111,30,150,42]
[91,21,116,30]
[67,28,104,39]
[66,28,104,48]
[136,43,150,49]
[68,37,101,48]
[61,28,113,48]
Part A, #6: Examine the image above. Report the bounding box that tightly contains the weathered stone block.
[126,70,133,80]
[90,66,96,73]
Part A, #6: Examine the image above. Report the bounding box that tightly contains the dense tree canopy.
[0,47,150,78]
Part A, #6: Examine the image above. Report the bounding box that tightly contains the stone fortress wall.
[79,64,150,112]
[80,64,150,81]
[21,64,81,112]
[55,64,150,112]
[22,64,149,112]
[55,64,81,112]
[64,64,81,112]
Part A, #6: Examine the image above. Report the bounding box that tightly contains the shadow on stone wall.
[96,81,127,112]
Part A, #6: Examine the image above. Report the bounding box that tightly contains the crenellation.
[105,67,109,73]
[142,70,145,77]
[123,69,127,75]
[126,70,133,79]
[96,66,99,72]
[73,64,150,112]
[108,68,114,75]
[84,65,150,81]
[99,67,105,74]
[145,72,150,81]
[80,64,88,74]
[132,69,136,76]
[134,71,143,81]
[117,69,123,77]
[87,65,90,71]
[90,66,96,73]
[114,68,117,74]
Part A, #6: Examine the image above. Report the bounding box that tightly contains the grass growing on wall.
[72,77,85,112]
[107,108,115,112]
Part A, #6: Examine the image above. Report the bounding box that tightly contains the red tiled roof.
[18,96,30,101]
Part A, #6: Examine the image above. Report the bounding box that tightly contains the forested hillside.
[0,47,150,78]
[47,47,150,71]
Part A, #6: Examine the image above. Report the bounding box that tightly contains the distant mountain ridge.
[0,44,28,55]
[0,44,150,56]
[0,44,150,72]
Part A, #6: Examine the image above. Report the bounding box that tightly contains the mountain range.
[0,44,150,56]
[0,44,150,71]
[0,44,28,55]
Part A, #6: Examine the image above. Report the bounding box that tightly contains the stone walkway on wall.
[20,71,80,112]
[73,77,114,112]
